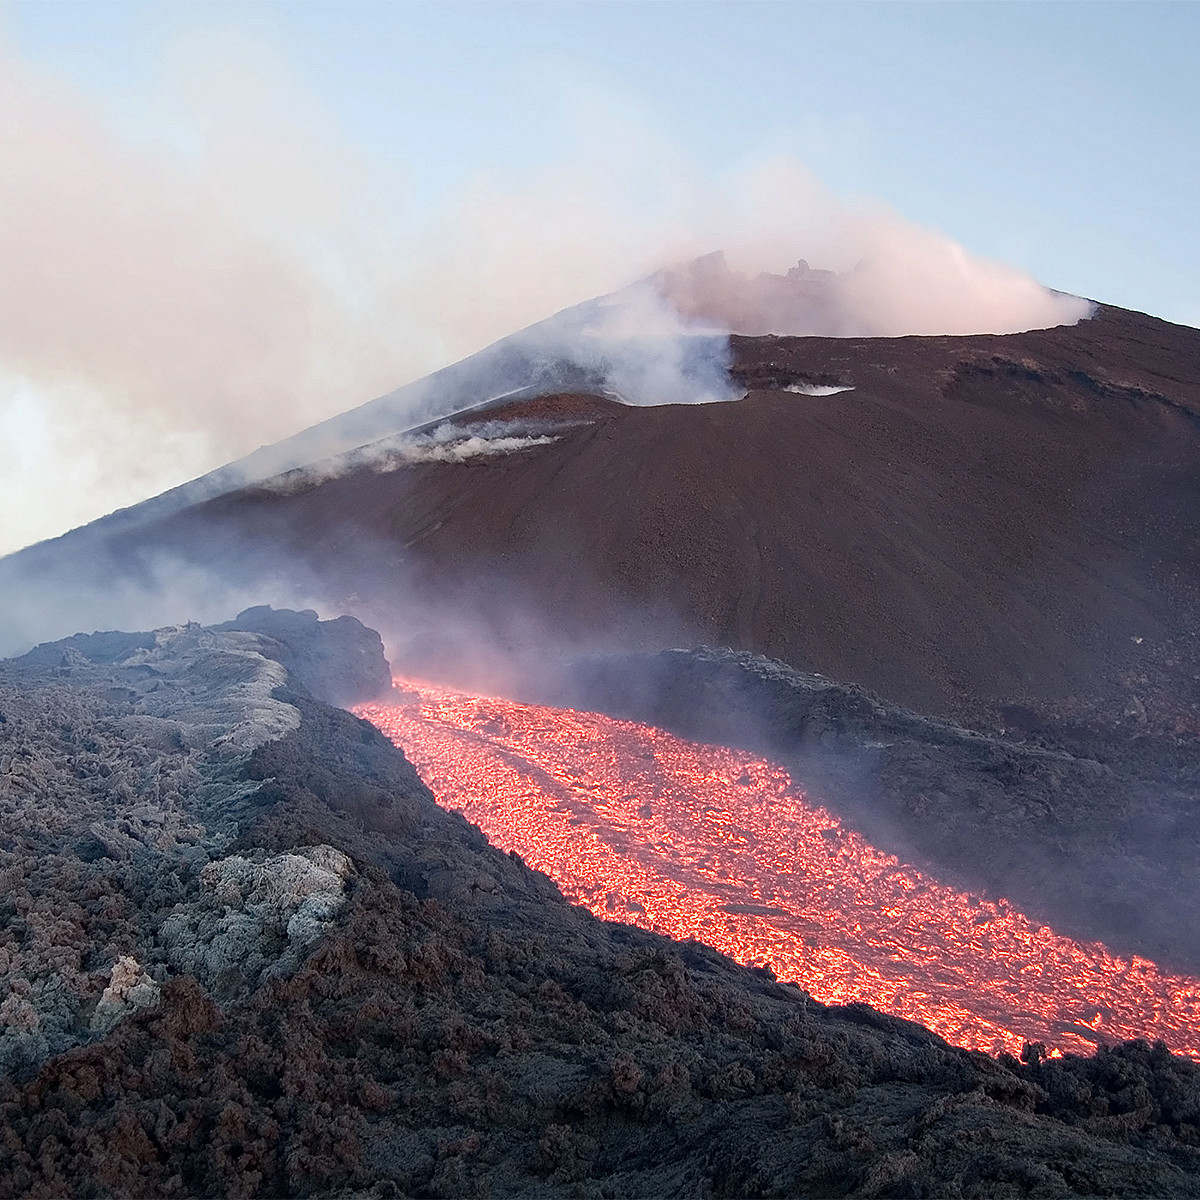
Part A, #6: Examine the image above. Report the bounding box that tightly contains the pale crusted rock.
[200,845,350,913]
[286,894,344,947]
[0,994,39,1034]
[167,845,353,987]
[122,624,301,756]
[252,850,349,908]
[89,956,160,1034]
[199,854,258,907]
[297,843,353,879]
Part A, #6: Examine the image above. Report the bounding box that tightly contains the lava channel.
[355,678,1200,1058]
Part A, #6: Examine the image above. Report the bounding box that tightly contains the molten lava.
[355,679,1200,1058]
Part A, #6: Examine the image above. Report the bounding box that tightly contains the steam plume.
[0,34,1089,558]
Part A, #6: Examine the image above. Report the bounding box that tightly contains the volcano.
[5,271,1199,977]
[5,261,1200,1193]
[6,278,1198,730]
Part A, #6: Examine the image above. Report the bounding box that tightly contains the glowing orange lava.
[355,678,1200,1058]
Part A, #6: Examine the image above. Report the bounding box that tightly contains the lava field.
[358,679,1200,1059]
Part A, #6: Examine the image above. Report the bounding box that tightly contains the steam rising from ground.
[262,420,567,494]
[390,428,559,466]
[0,31,1090,558]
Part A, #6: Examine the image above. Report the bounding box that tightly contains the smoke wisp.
[259,419,570,495]
[0,547,327,661]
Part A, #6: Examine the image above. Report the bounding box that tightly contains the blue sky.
[0,1,1197,554]
[8,0,1197,324]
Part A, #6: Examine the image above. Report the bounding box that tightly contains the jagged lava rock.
[214,605,393,706]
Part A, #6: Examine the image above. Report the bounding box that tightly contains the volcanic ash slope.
[1,610,1200,1196]
[50,300,1200,735]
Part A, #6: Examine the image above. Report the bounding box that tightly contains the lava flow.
[355,679,1200,1058]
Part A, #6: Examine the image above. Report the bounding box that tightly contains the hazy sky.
[1,1,1197,554]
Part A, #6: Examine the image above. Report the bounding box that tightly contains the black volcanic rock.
[3,619,1200,1197]
[213,605,393,706]
[16,629,157,668]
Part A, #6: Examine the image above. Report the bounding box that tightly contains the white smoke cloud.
[0,31,1090,557]
[827,203,1093,337]
[399,431,559,465]
[647,158,1093,338]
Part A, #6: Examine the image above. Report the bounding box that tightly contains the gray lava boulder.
[215,606,393,706]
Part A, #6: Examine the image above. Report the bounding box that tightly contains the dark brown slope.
[115,303,1200,723]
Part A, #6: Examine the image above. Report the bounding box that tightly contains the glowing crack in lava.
[355,679,1200,1058]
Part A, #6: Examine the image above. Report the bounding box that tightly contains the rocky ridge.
[0,613,365,1079]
